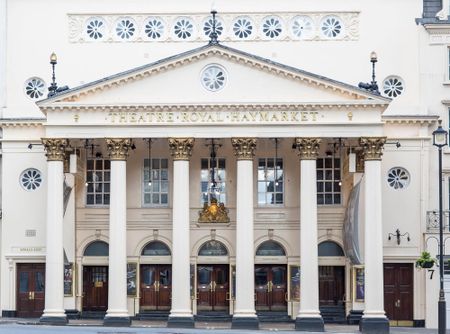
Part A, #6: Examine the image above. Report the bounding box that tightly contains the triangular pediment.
[37,44,390,111]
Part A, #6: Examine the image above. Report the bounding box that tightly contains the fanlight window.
[198,240,228,256]
[318,241,344,256]
[84,241,109,256]
[256,241,286,256]
[141,241,171,256]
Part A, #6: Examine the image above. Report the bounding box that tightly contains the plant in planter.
[415,251,436,269]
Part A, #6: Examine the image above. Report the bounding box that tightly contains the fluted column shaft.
[231,138,259,330]
[168,138,194,328]
[294,138,324,332]
[40,139,68,325]
[359,137,389,334]
[104,138,131,326]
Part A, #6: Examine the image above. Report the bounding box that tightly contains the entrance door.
[255,265,287,311]
[16,263,45,318]
[197,265,229,312]
[82,266,108,311]
[140,264,171,311]
[384,263,413,326]
[319,266,345,306]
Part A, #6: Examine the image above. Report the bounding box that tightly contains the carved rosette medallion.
[360,137,386,161]
[42,138,69,161]
[168,138,194,160]
[231,138,257,160]
[105,138,132,161]
[293,138,321,160]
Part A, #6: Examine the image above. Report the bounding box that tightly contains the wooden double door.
[197,264,229,311]
[140,264,171,311]
[83,266,108,311]
[16,263,45,318]
[319,266,345,306]
[384,263,413,326]
[255,265,287,311]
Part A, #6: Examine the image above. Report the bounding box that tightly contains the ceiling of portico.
[37,43,390,109]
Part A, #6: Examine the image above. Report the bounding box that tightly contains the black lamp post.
[358,51,380,95]
[432,119,448,334]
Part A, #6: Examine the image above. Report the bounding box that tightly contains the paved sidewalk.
[0,318,447,333]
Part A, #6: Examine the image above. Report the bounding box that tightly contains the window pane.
[87,183,93,192]
[325,182,332,192]
[218,159,225,169]
[258,182,266,192]
[161,169,168,180]
[87,160,94,170]
[19,272,29,293]
[325,194,333,204]
[95,194,102,204]
[201,159,208,169]
[104,160,111,169]
[152,159,160,169]
[104,194,110,205]
[258,159,265,167]
[95,160,103,169]
[317,170,323,180]
[161,181,169,193]
[258,193,266,205]
[317,182,324,192]
[201,170,209,181]
[275,193,283,204]
[104,171,110,181]
[325,158,332,168]
[334,194,341,204]
[87,194,94,204]
[258,169,265,180]
[161,159,168,168]
[275,182,283,192]
[152,182,160,192]
[144,193,151,204]
[325,170,333,180]
[161,194,168,204]
[152,194,160,204]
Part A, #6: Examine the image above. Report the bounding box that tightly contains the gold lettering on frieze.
[104,110,321,124]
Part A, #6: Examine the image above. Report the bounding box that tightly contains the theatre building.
[0,0,443,333]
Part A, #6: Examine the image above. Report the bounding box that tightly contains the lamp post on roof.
[48,52,58,97]
[358,51,380,95]
[209,9,219,45]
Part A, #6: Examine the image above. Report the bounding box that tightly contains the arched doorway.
[318,241,346,322]
[82,241,109,313]
[255,240,287,312]
[197,240,230,312]
[140,241,172,311]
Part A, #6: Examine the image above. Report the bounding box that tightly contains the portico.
[33,43,390,333]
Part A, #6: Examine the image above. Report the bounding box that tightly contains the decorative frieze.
[105,138,132,160]
[68,12,359,43]
[168,138,194,160]
[42,138,69,161]
[359,137,386,161]
[293,138,321,160]
[231,138,257,160]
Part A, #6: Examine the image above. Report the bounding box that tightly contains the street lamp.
[432,119,448,334]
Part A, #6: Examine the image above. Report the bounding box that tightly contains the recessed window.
[290,15,314,39]
[86,17,106,40]
[84,241,109,256]
[198,240,228,256]
[258,158,284,205]
[86,159,110,206]
[20,168,43,191]
[201,157,226,204]
[173,17,195,40]
[317,157,341,205]
[201,64,227,92]
[261,16,283,39]
[387,167,410,190]
[115,18,136,40]
[143,158,169,206]
[320,16,342,38]
[203,16,224,38]
[24,77,46,99]
[141,241,171,256]
[143,17,165,40]
[256,241,286,256]
[232,16,254,39]
[382,76,404,98]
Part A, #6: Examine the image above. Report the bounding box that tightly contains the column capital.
[231,138,257,160]
[42,138,69,161]
[106,138,132,161]
[360,137,386,161]
[168,138,194,160]
[293,138,321,160]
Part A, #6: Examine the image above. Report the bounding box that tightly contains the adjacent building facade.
[0,0,448,332]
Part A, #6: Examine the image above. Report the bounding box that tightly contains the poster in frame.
[289,265,300,301]
[353,266,365,302]
[127,263,137,296]
[64,263,74,296]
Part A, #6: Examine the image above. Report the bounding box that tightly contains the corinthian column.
[359,137,389,334]
[294,137,324,332]
[40,138,69,325]
[104,138,131,326]
[167,138,195,328]
[231,138,259,330]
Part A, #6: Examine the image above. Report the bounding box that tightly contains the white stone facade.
[0,0,446,331]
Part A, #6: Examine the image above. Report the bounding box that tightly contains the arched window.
[318,241,345,256]
[84,241,109,256]
[141,241,171,256]
[198,240,228,256]
[256,240,286,256]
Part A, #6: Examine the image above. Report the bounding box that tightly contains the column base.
[359,317,389,334]
[295,316,324,332]
[103,316,131,327]
[167,316,195,328]
[1,310,16,317]
[39,316,68,325]
[231,316,259,329]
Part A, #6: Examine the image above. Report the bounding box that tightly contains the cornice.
[0,119,46,127]
[382,115,439,125]
[423,23,450,33]
[37,46,389,106]
[40,101,389,113]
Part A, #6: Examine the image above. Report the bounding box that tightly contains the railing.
[426,210,450,232]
